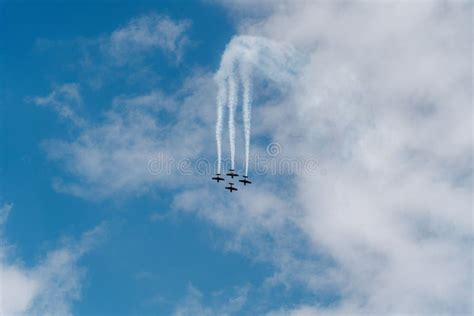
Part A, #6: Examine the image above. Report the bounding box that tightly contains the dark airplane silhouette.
[226,169,239,179]
[225,183,238,192]
[239,176,252,186]
[212,173,225,182]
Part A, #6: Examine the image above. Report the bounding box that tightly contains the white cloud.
[30,83,86,127]
[112,90,178,109]
[105,14,191,64]
[43,71,216,199]
[173,284,249,316]
[0,203,105,315]
[32,14,192,89]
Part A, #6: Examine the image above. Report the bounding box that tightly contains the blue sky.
[0,1,472,316]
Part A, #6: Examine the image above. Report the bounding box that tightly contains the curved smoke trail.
[240,62,252,176]
[214,35,301,176]
[227,69,238,170]
[215,79,226,174]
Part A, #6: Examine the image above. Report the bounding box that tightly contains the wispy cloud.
[42,71,215,199]
[112,90,178,110]
[0,203,106,315]
[34,13,192,90]
[104,14,191,65]
[29,83,86,127]
[172,284,250,316]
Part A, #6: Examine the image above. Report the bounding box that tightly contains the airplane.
[239,175,252,186]
[225,182,238,192]
[226,169,239,179]
[212,173,225,182]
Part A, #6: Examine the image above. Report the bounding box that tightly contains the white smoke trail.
[214,35,301,177]
[215,79,226,174]
[227,69,238,170]
[240,62,252,176]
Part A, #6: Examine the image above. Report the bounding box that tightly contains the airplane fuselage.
[239,176,252,186]
[225,183,238,192]
[226,169,239,179]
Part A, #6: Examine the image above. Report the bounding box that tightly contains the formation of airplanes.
[212,169,252,192]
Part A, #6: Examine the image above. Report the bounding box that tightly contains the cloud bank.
[178,1,473,314]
